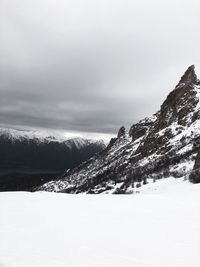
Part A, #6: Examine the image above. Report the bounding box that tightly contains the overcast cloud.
[1,0,200,137]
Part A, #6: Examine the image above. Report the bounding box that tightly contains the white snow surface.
[0,178,200,267]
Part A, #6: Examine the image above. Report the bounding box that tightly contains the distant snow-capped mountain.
[0,127,105,148]
[38,65,200,193]
[0,127,105,191]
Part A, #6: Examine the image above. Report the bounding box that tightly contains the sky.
[0,0,200,139]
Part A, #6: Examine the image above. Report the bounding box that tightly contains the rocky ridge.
[38,65,200,193]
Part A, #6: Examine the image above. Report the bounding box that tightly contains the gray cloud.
[1,0,200,136]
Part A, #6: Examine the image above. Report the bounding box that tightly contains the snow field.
[0,178,200,267]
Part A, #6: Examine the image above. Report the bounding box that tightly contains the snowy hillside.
[0,178,200,267]
[38,65,200,193]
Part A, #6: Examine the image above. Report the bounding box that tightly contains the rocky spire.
[177,65,197,87]
[160,65,198,113]
[117,126,126,138]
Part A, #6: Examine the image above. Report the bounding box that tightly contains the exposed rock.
[189,152,200,183]
[117,126,126,138]
[129,116,156,141]
[193,152,200,170]
[177,65,197,86]
[104,137,117,151]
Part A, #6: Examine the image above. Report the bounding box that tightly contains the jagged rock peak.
[117,126,126,138]
[177,65,197,87]
[160,65,199,115]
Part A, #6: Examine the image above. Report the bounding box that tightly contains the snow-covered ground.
[0,178,200,267]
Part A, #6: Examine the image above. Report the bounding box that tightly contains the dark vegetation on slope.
[0,135,105,191]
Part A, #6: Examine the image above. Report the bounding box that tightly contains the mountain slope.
[38,65,200,193]
[0,128,105,191]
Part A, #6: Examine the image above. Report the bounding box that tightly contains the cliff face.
[38,65,200,193]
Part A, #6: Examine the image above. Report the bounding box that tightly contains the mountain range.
[0,127,105,191]
[37,65,200,193]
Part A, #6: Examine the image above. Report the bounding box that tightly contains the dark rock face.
[117,126,126,138]
[189,152,200,183]
[129,117,155,142]
[37,65,200,193]
[193,152,200,169]
[177,65,197,86]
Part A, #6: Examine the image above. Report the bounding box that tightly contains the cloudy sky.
[0,0,200,138]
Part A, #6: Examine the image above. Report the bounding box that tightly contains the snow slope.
[0,178,200,267]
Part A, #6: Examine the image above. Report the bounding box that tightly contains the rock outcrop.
[189,151,200,183]
[177,64,197,86]
[117,126,126,138]
[37,65,200,193]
